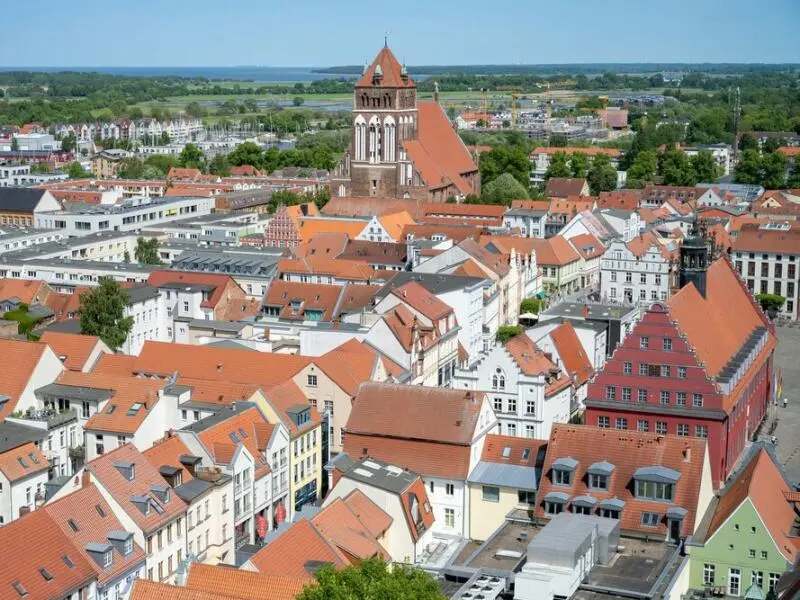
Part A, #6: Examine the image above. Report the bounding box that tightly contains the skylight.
[95,504,106,518]
[62,555,74,569]
[17,457,28,468]
[39,568,52,581]
[107,404,117,414]
[127,402,143,416]
[228,432,239,443]
[11,581,27,597]
[28,453,39,465]
[68,518,79,532]
[502,446,511,458]
[238,428,248,439]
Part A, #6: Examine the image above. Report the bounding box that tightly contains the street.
[767,325,800,483]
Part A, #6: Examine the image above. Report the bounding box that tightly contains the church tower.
[331,44,419,199]
[679,219,710,298]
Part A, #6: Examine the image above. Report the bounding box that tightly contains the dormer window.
[551,457,578,486]
[103,550,113,568]
[554,469,571,485]
[634,466,680,501]
[587,461,615,491]
[124,537,133,556]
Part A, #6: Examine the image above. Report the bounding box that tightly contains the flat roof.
[541,301,638,321]
[338,454,419,495]
[580,537,674,595]
[0,420,47,453]
[456,521,539,571]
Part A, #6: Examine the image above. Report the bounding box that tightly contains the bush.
[496,325,523,343]
[2,307,42,335]
[520,297,543,314]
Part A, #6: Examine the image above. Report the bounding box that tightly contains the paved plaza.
[767,326,800,483]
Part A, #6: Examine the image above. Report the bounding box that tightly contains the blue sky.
[2,0,798,67]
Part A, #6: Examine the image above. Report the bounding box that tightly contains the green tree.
[690,150,719,184]
[496,325,523,343]
[228,141,265,168]
[66,162,86,179]
[178,143,205,169]
[144,154,179,176]
[297,559,445,600]
[134,237,163,265]
[185,101,205,118]
[738,133,758,152]
[10,137,19,151]
[570,152,590,178]
[626,150,658,187]
[587,153,618,194]
[117,157,145,179]
[292,96,305,107]
[60,132,77,153]
[479,145,530,188]
[659,149,695,186]
[760,152,787,189]
[734,149,762,184]
[208,153,231,176]
[545,151,571,180]
[786,160,800,188]
[159,131,170,145]
[520,297,543,314]
[481,172,529,205]
[79,278,134,350]
[755,293,785,316]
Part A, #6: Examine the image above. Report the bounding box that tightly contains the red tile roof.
[186,563,306,600]
[536,425,708,537]
[356,46,414,88]
[532,147,622,158]
[143,434,195,483]
[416,102,479,195]
[296,218,367,241]
[166,167,201,181]
[481,434,547,467]
[340,489,394,538]
[704,449,798,562]
[344,383,485,478]
[40,331,105,371]
[732,222,800,254]
[568,233,604,260]
[248,519,349,582]
[0,339,55,419]
[545,177,588,198]
[131,579,235,600]
[311,496,389,560]
[402,223,483,243]
[86,444,187,534]
[378,210,416,241]
[314,339,385,397]
[322,197,424,220]
[481,235,580,267]
[549,321,594,386]
[0,278,52,305]
[597,191,641,210]
[277,256,375,282]
[668,258,774,378]
[133,341,310,389]
[64,372,166,435]
[196,406,274,478]
[263,380,321,437]
[389,281,453,321]
[0,509,96,600]
[0,441,49,482]
[263,280,346,322]
[44,484,146,586]
[293,232,349,259]
[92,353,138,376]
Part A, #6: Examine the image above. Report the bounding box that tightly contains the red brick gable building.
[585,255,776,488]
[331,45,480,202]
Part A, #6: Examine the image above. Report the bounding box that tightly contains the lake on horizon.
[0,66,352,82]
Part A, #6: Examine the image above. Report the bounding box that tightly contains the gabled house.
[0,439,49,524]
[326,454,436,564]
[40,331,112,372]
[184,563,304,600]
[0,508,97,600]
[467,434,546,540]
[44,484,147,600]
[370,280,461,386]
[355,210,416,243]
[600,231,678,305]
[0,338,65,420]
[85,444,188,584]
[536,424,713,543]
[453,332,571,439]
[343,383,498,538]
[688,446,800,598]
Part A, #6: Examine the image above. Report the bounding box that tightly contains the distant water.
[0,66,352,82]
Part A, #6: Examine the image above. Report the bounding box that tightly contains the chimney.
[216,363,223,372]
[81,469,91,488]
[465,390,475,404]
[581,304,590,318]
[683,445,691,463]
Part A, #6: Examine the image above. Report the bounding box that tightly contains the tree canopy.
[134,237,163,265]
[587,154,618,195]
[79,278,134,350]
[479,145,530,188]
[296,559,445,600]
[480,172,529,205]
[178,143,205,169]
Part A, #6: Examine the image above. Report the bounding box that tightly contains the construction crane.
[510,93,522,129]
[545,83,553,140]
[481,88,489,128]
[732,86,741,165]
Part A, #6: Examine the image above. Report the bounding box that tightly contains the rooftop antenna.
[384,32,388,48]
[732,86,741,165]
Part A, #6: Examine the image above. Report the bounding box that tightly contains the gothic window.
[383,116,396,162]
[354,116,366,161]
[368,116,381,164]
[337,184,346,197]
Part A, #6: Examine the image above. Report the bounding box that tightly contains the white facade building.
[600,234,675,306]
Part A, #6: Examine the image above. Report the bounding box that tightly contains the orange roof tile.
[536,425,707,537]
[322,197,424,220]
[0,509,96,600]
[64,372,166,435]
[263,380,321,437]
[178,377,259,406]
[131,579,235,600]
[314,339,385,397]
[568,233,604,260]
[143,435,195,483]
[549,321,594,386]
[732,222,800,254]
[626,231,674,260]
[504,334,564,387]
[0,339,54,419]
[481,434,548,466]
[293,232,349,259]
[668,259,774,378]
[341,489,394,537]
[401,223,483,243]
[389,281,453,321]
[481,235,581,267]
[0,278,51,305]
[777,146,800,157]
[0,441,49,482]
[86,444,187,534]
[704,449,798,562]
[263,280,346,322]
[249,519,349,582]
[377,210,415,241]
[40,331,105,371]
[356,46,414,88]
[277,256,375,281]
[133,341,310,388]
[166,167,201,181]
[186,563,306,600]
[92,353,138,376]
[597,191,641,210]
[296,217,367,242]
[44,484,147,586]
[458,238,510,276]
[196,406,274,478]
[311,497,389,560]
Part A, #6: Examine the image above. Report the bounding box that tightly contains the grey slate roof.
[0,187,46,212]
[375,271,487,300]
[467,461,538,491]
[633,465,681,483]
[0,420,47,453]
[37,382,114,403]
[174,478,214,503]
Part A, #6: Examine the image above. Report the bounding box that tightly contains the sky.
[2,0,799,67]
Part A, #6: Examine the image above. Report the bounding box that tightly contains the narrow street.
[765,326,800,483]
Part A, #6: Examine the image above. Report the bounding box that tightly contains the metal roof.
[599,497,626,510]
[587,461,616,476]
[666,507,688,520]
[543,491,570,503]
[174,478,214,503]
[467,461,538,491]
[634,465,681,483]
[0,420,47,453]
[0,187,46,212]
[552,456,579,471]
[36,383,114,403]
[572,495,598,508]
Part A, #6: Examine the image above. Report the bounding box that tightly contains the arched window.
[338,184,346,197]
[493,368,506,390]
[368,116,381,163]
[383,116,396,162]
[354,115,366,161]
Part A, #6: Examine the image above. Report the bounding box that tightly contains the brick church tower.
[332,43,419,199]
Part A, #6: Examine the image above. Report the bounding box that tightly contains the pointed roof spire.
[356,46,415,89]
[384,32,388,48]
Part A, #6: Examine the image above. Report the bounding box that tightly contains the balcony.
[12,407,77,428]
[69,445,85,459]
